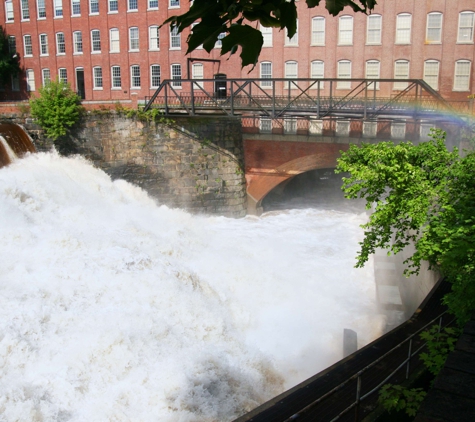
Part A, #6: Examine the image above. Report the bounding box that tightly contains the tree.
[164,0,377,68]
[30,79,83,141]
[336,130,475,324]
[0,26,20,87]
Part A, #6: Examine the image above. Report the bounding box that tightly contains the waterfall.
[0,122,36,169]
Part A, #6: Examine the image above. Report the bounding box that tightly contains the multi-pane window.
[39,34,48,55]
[420,123,434,140]
[337,60,351,89]
[396,13,412,44]
[150,64,161,88]
[336,120,350,136]
[339,16,353,45]
[11,75,19,91]
[284,118,297,134]
[55,0,63,17]
[261,25,273,47]
[111,66,121,88]
[426,12,442,43]
[423,60,440,90]
[149,26,159,50]
[260,118,272,133]
[56,32,66,54]
[454,60,471,91]
[8,36,15,54]
[5,0,13,21]
[58,68,67,83]
[93,67,103,88]
[131,65,141,88]
[363,121,377,138]
[365,60,380,89]
[391,122,406,139]
[128,0,138,11]
[169,0,179,7]
[170,26,181,49]
[309,119,323,135]
[458,11,474,43]
[394,60,410,90]
[149,0,158,9]
[285,20,298,46]
[260,61,272,88]
[311,17,325,45]
[26,69,35,91]
[73,31,83,53]
[89,0,98,14]
[367,14,382,44]
[42,68,51,86]
[110,28,120,52]
[72,0,81,16]
[37,0,46,18]
[91,30,101,52]
[171,64,182,87]
[21,0,30,20]
[129,27,139,50]
[109,0,118,12]
[284,61,298,79]
[310,60,324,88]
[24,35,33,56]
[192,63,203,89]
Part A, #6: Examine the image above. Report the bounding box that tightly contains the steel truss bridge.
[144,78,470,123]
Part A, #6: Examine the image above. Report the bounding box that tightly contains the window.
[309,119,323,135]
[42,68,51,86]
[56,32,66,54]
[24,35,32,56]
[311,17,325,45]
[71,0,80,16]
[260,62,272,88]
[261,25,272,47]
[110,28,120,52]
[109,0,118,12]
[284,118,297,134]
[426,12,442,43]
[169,0,179,7]
[339,16,353,45]
[111,66,121,88]
[454,60,471,91]
[150,64,161,88]
[337,60,351,89]
[73,31,83,53]
[391,122,406,139]
[396,13,412,44]
[363,121,377,137]
[58,68,67,83]
[394,60,409,90]
[11,74,19,91]
[131,65,140,88]
[8,36,15,54]
[26,69,35,91]
[89,0,98,14]
[149,26,159,50]
[55,0,63,17]
[128,0,138,11]
[37,0,46,18]
[39,34,48,55]
[420,123,434,140]
[310,60,324,88]
[170,26,181,49]
[192,63,203,89]
[285,20,298,46]
[260,118,272,133]
[458,11,474,43]
[367,14,382,44]
[284,61,298,90]
[423,60,440,90]
[336,120,350,136]
[21,0,30,20]
[171,64,182,87]
[129,27,139,51]
[93,67,103,88]
[149,0,158,9]
[5,0,13,21]
[365,60,380,89]
[91,30,101,52]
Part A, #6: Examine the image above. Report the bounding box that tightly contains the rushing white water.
[0,152,383,422]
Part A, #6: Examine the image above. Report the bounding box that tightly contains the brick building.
[1,0,474,106]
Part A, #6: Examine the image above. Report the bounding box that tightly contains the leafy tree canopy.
[0,26,20,87]
[164,0,377,68]
[337,130,475,324]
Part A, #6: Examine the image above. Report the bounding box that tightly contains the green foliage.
[29,79,83,141]
[337,129,475,324]
[163,0,376,68]
[114,102,174,124]
[0,26,21,87]
[378,384,426,417]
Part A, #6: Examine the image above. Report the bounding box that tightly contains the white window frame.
[170,26,181,49]
[337,60,351,89]
[391,122,406,139]
[394,60,410,90]
[150,64,161,88]
[363,121,377,138]
[453,60,471,91]
[423,60,440,90]
[130,65,141,88]
[260,61,272,88]
[89,0,99,15]
[110,28,120,52]
[39,33,48,56]
[128,0,138,12]
[108,0,118,13]
[71,0,80,16]
[93,66,103,89]
[311,17,325,46]
[336,120,350,136]
[56,32,66,54]
[367,14,382,44]
[426,12,442,43]
[5,0,14,21]
[310,60,324,88]
[149,25,159,50]
[26,69,35,91]
[111,66,121,89]
[58,67,67,84]
[192,63,204,89]
[91,29,101,53]
[285,20,298,46]
[21,0,30,20]
[171,63,182,88]
[338,16,353,45]
[284,118,297,134]
[129,27,139,51]
[284,61,298,89]
[365,60,380,90]
[23,35,33,56]
[148,0,158,10]
[260,25,272,47]
[42,68,51,86]
[396,13,412,44]
[169,0,180,8]
[37,0,46,19]
[458,11,475,43]
[260,118,272,133]
[309,119,323,135]
[73,31,83,54]
[420,122,434,140]
[54,0,63,17]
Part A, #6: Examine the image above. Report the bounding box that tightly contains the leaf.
[220,25,263,69]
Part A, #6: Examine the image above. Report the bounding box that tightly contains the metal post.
[373,84,376,111]
[191,81,195,115]
[355,375,362,422]
[230,81,234,115]
[164,83,168,115]
[272,80,276,118]
[364,82,368,119]
[330,81,333,109]
[317,80,320,118]
[406,339,413,379]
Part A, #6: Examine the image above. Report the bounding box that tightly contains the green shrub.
[30,79,83,140]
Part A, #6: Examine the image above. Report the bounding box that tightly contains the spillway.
[0,122,36,168]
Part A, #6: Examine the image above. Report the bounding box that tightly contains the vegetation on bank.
[0,26,21,88]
